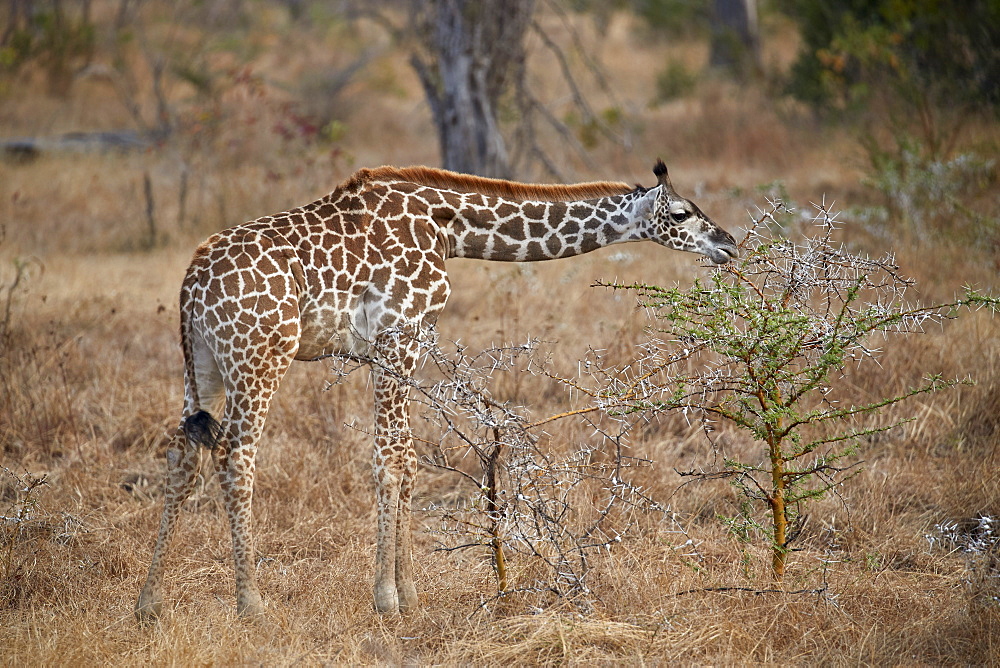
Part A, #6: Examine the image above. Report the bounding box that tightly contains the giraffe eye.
[672,210,690,222]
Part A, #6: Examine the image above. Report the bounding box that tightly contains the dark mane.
[338,165,633,202]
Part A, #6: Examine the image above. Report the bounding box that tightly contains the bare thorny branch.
[319,324,682,609]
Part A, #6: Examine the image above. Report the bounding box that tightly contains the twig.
[670,583,829,597]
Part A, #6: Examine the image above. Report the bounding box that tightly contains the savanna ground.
[1,3,999,664]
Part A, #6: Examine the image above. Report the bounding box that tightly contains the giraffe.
[135,160,738,622]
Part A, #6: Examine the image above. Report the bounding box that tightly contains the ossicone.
[652,159,673,189]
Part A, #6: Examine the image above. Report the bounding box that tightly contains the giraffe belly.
[294,282,439,362]
[294,301,362,360]
[293,284,389,361]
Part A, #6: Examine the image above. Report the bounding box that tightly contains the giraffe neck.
[444,190,648,262]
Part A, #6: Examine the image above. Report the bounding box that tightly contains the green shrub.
[602,199,998,579]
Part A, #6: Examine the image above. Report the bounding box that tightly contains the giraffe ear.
[653,159,673,190]
[632,187,657,219]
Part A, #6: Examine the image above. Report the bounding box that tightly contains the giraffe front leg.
[371,335,422,615]
[373,446,402,615]
[395,451,419,612]
[136,425,202,624]
[372,440,419,614]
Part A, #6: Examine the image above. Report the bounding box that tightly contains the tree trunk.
[409,0,535,178]
[710,0,761,79]
[770,448,787,581]
[485,429,507,594]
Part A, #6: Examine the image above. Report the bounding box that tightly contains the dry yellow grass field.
[2,4,998,664]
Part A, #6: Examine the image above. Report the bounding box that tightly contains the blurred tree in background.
[777,0,1000,255]
[0,0,95,96]
[708,0,760,79]
[409,0,536,178]
[4,0,997,178]
[780,0,1000,156]
[574,0,761,79]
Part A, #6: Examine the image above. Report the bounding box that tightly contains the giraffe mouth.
[706,244,739,265]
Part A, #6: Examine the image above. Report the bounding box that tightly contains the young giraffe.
[135,160,738,622]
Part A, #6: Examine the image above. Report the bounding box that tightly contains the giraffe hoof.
[373,585,399,615]
[397,583,419,614]
[236,590,266,618]
[374,602,400,615]
[135,593,163,625]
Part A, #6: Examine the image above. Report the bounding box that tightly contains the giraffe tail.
[184,410,222,450]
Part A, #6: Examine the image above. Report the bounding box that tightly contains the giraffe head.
[633,160,738,264]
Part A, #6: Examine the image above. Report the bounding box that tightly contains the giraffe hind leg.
[213,435,266,618]
[136,344,224,624]
[212,359,291,618]
[135,420,205,623]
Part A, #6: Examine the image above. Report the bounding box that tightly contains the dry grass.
[2,3,999,664]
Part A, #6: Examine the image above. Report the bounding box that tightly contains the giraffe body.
[135,162,737,621]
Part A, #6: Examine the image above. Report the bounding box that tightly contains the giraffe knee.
[164,445,202,495]
[166,447,182,471]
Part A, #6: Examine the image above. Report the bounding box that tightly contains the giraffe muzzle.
[706,228,739,264]
[703,237,739,264]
